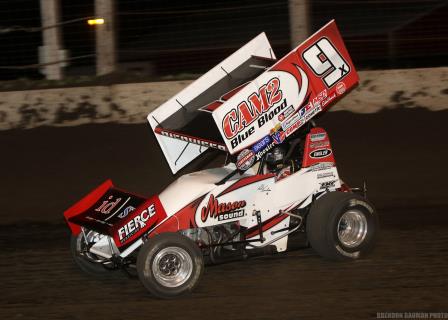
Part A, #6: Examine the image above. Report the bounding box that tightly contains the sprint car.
[64,20,379,298]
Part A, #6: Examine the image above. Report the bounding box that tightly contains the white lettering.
[117,204,158,243]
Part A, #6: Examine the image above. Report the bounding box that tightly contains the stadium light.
[87,18,105,26]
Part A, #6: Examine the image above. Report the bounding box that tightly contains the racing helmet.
[265,146,286,172]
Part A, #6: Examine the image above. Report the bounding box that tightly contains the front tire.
[306,191,378,260]
[137,233,204,299]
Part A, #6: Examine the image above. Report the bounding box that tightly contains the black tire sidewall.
[307,192,379,260]
[137,233,204,299]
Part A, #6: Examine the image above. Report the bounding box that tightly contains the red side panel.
[202,100,224,112]
[111,195,167,247]
[63,180,169,248]
[302,127,336,168]
[148,196,205,238]
[63,179,113,235]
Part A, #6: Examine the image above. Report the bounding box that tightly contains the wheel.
[137,233,204,299]
[70,231,109,276]
[306,191,379,260]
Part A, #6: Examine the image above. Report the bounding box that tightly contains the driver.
[265,146,286,173]
[264,145,295,180]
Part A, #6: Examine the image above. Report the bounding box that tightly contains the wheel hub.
[337,210,368,248]
[159,253,182,276]
[152,247,193,288]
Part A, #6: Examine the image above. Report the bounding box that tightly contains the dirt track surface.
[1,207,448,320]
[1,108,448,319]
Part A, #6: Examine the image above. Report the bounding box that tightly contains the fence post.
[40,0,64,80]
[288,0,310,48]
[95,0,117,76]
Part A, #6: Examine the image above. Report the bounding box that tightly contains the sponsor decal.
[283,91,325,137]
[118,204,156,243]
[117,205,135,219]
[278,106,294,122]
[252,135,272,153]
[228,99,290,149]
[159,130,226,151]
[236,149,255,171]
[221,67,309,150]
[336,82,346,95]
[310,141,330,148]
[95,196,122,214]
[297,99,322,122]
[201,194,246,222]
[254,141,275,161]
[308,89,327,111]
[322,92,337,107]
[285,118,305,137]
[319,180,337,190]
[251,135,275,161]
[257,184,271,193]
[310,148,332,159]
[310,132,326,142]
[222,77,283,140]
[270,123,282,133]
[282,113,301,131]
[272,130,286,144]
[306,162,334,172]
[317,172,336,179]
[218,210,246,222]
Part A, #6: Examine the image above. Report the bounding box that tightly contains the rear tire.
[306,191,378,260]
[137,233,204,299]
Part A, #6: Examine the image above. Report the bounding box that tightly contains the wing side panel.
[212,20,359,154]
[148,33,275,174]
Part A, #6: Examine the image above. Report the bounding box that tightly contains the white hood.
[158,164,254,216]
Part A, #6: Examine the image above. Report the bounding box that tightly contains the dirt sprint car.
[64,20,378,298]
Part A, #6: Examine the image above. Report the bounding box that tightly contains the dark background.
[1,0,447,80]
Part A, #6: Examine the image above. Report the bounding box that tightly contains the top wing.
[148,33,276,174]
[212,20,359,155]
